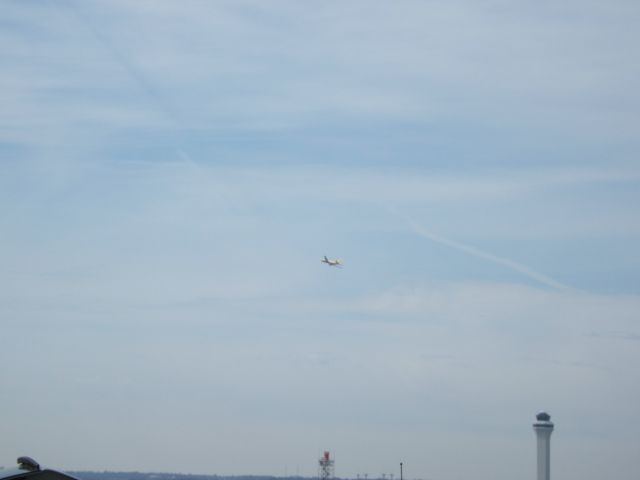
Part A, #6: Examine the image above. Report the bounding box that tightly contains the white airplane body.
[322,255,342,267]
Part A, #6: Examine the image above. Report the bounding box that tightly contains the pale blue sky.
[1,2,640,480]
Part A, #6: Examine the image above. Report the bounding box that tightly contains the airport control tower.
[533,412,554,480]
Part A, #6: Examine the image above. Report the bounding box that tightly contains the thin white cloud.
[3,0,639,143]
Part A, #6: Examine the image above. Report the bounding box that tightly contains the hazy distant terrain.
[71,472,316,480]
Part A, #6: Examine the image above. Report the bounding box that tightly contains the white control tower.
[533,412,554,480]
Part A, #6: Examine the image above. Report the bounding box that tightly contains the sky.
[1,1,640,479]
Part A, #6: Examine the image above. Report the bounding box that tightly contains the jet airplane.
[322,256,343,267]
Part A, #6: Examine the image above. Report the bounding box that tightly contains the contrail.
[62,1,178,120]
[392,210,572,291]
[59,0,196,168]
[176,148,200,169]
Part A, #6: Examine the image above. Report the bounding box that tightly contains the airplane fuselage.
[322,256,342,267]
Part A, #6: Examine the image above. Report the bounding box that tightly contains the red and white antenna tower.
[318,451,334,480]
